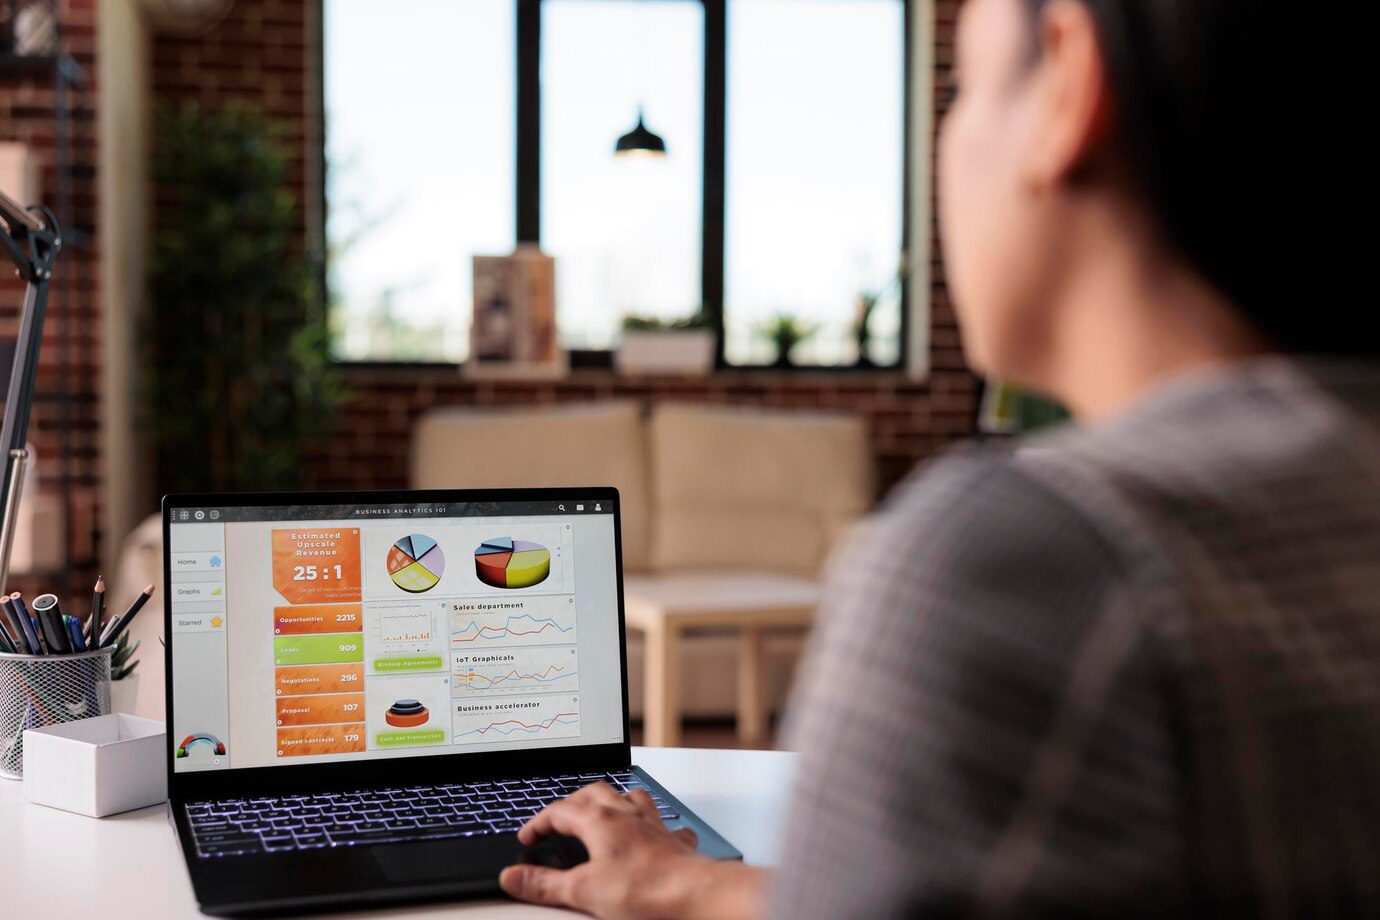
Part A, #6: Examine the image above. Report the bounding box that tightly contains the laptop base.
[183,765,740,917]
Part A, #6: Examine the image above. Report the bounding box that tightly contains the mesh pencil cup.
[0,646,113,779]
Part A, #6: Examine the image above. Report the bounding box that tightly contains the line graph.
[458,665,577,691]
[453,646,580,696]
[450,612,576,648]
[453,694,582,745]
[456,714,579,738]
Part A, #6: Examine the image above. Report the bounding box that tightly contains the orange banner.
[274,603,363,635]
[274,663,365,696]
[272,528,362,605]
[276,723,367,758]
[275,692,366,727]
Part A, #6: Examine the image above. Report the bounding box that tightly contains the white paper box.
[22,714,167,817]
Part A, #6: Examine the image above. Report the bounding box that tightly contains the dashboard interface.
[168,498,624,772]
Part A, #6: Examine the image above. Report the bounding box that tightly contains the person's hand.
[499,781,760,919]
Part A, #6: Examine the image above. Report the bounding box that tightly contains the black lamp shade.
[615,112,667,157]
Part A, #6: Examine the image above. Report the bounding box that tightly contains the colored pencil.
[87,575,105,645]
[100,584,155,648]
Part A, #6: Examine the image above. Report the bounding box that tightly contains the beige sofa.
[413,402,873,727]
[114,402,874,737]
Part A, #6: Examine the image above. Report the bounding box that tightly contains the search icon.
[558,504,566,511]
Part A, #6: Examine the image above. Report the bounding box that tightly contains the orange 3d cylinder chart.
[385,699,430,728]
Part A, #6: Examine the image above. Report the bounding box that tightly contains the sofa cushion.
[649,404,873,575]
[412,401,653,571]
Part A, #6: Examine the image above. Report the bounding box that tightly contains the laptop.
[163,488,740,916]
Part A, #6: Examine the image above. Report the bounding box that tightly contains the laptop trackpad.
[372,836,522,884]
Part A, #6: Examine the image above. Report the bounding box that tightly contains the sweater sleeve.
[770,452,1186,917]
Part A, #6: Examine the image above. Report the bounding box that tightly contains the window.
[323,0,908,368]
[324,0,515,362]
[542,1,704,349]
[725,0,905,366]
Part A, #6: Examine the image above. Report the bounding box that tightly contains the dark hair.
[1030,0,1379,356]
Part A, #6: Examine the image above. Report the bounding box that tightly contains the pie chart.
[475,537,551,589]
[387,535,445,593]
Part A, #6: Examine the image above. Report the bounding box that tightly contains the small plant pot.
[616,329,716,375]
[111,674,141,715]
[772,337,804,368]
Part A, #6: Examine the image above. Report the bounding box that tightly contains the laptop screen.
[167,497,624,773]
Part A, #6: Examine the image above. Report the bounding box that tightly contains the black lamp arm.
[0,189,60,281]
[0,187,63,594]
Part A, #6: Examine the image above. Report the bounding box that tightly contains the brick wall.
[300,367,977,500]
[149,0,317,238]
[2,0,102,600]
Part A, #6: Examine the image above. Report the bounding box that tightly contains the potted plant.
[109,631,141,715]
[979,381,1071,434]
[757,313,819,368]
[145,103,344,493]
[854,289,882,368]
[615,309,715,375]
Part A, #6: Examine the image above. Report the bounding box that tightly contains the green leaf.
[143,103,346,493]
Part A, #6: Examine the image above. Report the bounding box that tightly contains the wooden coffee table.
[623,573,821,747]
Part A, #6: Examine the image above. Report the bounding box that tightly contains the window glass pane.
[325,0,515,362]
[725,0,905,366]
[542,0,704,349]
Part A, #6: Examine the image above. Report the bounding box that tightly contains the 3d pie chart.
[387,535,445,593]
[474,537,551,589]
[385,699,429,727]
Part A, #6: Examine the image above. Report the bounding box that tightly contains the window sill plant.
[615,311,715,375]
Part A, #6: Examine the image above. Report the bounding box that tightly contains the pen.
[33,594,72,654]
[3,597,39,655]
[88,575,105,646]
[9,594,43,655]
[0,598,14,641]
[66,616,87,653]
[101,584,155,648]
[0,606,17,652]
[0,627,12,654]
[1,599,29,653]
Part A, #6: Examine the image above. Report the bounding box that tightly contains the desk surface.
[0,746,796,918]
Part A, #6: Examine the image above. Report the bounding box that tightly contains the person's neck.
[1039,207,1273,422]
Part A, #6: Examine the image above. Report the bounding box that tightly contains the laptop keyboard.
[184,772,679,858]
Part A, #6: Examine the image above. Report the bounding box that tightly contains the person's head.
[939,0,1379,398]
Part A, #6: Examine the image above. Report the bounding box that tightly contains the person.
[500,0,1380,915]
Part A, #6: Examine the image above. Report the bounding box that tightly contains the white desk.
[0,746,796,917]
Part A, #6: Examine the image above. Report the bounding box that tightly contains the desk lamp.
[0,186,62,594]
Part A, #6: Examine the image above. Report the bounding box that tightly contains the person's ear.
[1020,0,1114,190]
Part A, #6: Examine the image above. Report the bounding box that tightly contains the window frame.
[321,0,914,371]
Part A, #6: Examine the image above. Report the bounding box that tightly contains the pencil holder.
[0,646,113,780]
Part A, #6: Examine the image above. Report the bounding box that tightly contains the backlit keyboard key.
[188,773,679,858]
